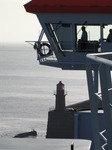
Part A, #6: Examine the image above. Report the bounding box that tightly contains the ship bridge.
[24,1,112,149]
[24,0,112,70]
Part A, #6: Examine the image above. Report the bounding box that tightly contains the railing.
[86,52,112,150]
[100,130,107,150]
[78,40,100,53]
[53,90,67,96]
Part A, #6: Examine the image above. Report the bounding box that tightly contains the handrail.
[86,52,112,150]
[86,52,112,66]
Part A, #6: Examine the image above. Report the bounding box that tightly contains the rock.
[14,130,37,138]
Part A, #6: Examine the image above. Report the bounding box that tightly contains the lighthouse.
[46,82,74,139]
[55,81,66,111]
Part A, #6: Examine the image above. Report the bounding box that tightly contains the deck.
[0,138,91,150]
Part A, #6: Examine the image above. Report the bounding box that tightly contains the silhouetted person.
[107,29,112,42]
[81,26,88,42]
[78,26,88,51]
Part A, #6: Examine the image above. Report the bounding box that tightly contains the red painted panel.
[24,0,112,13]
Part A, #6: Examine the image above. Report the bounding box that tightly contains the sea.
[0,43,88,139]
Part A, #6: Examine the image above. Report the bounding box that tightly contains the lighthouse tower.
[55,81,66,111]
[46,82,74,139]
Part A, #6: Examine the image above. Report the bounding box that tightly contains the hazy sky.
[0,0,41,44]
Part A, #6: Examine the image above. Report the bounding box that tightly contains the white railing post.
[86,52,112,150]
[86,59,101,150]
[99,64,112,150]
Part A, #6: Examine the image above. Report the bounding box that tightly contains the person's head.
[82,26,85,31]
[109,29,112,34]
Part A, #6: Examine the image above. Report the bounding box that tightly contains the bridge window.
[46,23,101,53]
[76,25,100,52]
[46,23,73,51]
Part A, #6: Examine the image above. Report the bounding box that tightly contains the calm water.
[0,43,88,138]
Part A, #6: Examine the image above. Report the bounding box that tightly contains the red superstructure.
[24,0,112,13]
